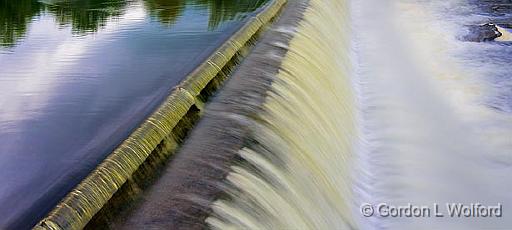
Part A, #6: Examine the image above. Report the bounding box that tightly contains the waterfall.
[206,0,358,228]
[43,0,512,229]
[205,0,512,229]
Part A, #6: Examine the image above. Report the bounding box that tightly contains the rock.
[462,23,503,42]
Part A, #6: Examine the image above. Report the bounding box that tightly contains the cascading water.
[206,0,358,228]
[202,0,512,229]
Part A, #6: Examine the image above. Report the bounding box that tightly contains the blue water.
[0,0,267,228]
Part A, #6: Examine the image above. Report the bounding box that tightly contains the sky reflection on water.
[0,0,267,228]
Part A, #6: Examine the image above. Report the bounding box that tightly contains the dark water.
[423,0,512,113]
[465,0,512,112]
[0,0,267,228]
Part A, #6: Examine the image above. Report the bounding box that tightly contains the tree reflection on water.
[0,0,44,46]
[0,0,268,47]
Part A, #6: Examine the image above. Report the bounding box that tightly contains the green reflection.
[0,0,127,47]
[144,0,185,26]
[0,0,44,46]
[193,0,267,30]
[0,0,268,47]
[46,0,127,34]
[143,0,267,29]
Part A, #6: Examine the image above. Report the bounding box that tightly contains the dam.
[1,0,512,229]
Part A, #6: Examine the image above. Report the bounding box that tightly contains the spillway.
[207,0,356,228]
[111,0,510,229]
[108,0,356,228]
[1,0,511,229]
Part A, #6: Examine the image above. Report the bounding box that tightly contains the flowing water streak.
[352,0,512,229]
[207,0,358,228]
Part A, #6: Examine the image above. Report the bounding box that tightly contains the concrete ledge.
[110,0,309,228]
[33,0,286,229]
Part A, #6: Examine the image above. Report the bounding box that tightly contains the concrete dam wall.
[33,0,286,229]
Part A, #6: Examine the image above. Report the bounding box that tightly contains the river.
[0,0,267,228]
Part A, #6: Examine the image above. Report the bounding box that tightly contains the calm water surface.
[0,0,267,228]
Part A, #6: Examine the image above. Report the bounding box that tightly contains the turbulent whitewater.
[204,0,512,229]
[352,0,512,229]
